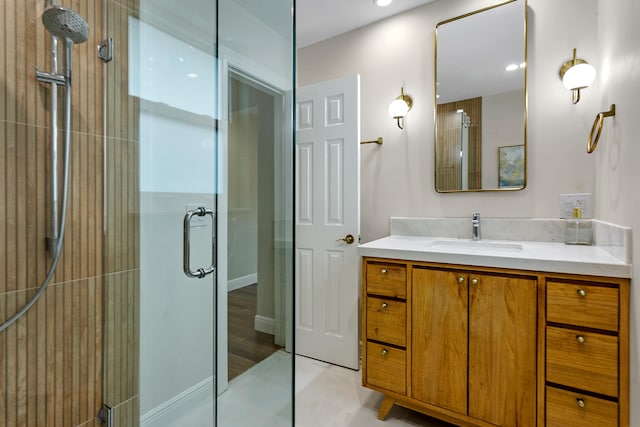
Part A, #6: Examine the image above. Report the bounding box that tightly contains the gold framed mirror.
[434,0,527,192]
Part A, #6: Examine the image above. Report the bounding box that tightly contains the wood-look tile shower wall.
[0,0,140,425]
[436,97,482,191]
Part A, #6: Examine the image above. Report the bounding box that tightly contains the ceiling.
[296,0,436,48]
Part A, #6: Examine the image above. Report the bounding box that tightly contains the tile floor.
[215,350,452,427]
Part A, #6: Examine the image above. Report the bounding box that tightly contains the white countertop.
[359,236,632,278]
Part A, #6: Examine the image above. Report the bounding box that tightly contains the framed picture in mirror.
[498,144,525,188]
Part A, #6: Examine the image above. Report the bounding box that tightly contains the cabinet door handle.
[577,288,587,297]
[381,302,389,309]
[471,278,479,285]
[576,397,586,408]
[381,268,388,274]
[457,276,465,283]
[576,335,586,344]
[381,348,388,356]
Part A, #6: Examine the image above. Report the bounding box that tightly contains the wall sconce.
[388,87,413,129]
[559,48,596,104]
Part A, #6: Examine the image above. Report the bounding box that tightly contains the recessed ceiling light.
[374,0,393,7]
[505,63,519,71]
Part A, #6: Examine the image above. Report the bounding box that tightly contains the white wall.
[299,0,640,424]
[595,1,640,425]
[228,108,259,283]
[298,0,599,243]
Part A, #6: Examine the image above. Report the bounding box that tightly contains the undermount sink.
[428,239,524,253]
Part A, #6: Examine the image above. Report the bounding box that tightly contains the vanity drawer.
[366,342,406,395]
[366,262,406,299]
[366,297,406,347]
[546,386,617,427]
[547,281,618,331]
[546,326,618,397]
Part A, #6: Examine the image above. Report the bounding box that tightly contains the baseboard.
[227,273,257,292]
[140,376,213,427]
[254,315,275,335]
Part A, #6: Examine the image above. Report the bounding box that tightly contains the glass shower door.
[104,0,293,425]
[104,1,218,425]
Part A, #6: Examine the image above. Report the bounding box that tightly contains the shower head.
[42,6,89,44]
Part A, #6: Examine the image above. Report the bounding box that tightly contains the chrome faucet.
[472,212,481,241]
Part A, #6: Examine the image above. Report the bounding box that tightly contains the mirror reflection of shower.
[458,109,473,191]
[0,5,88,332]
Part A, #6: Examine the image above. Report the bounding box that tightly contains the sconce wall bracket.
[398,89,413,111]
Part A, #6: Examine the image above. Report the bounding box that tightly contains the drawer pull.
[381,348,388,356]
[577,288,587,297]
[381,302,389,309]
[471,278,479,285]
[457,276,465,283]
[381,268,388,274]
[576,397,586,408]
[576,335,586,344]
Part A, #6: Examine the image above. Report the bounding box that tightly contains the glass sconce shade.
[562,62,596,90]
[388,98,409,118]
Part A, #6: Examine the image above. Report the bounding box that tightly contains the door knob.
[337,234,355,244]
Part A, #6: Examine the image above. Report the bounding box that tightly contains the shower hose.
[0,81,72,333]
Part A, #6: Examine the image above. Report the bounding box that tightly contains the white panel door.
[295,75,360,369]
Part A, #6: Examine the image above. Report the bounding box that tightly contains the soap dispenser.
[564,207,592,245]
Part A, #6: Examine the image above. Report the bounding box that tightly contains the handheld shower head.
[42,6,89,44]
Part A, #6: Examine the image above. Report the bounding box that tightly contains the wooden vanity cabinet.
[544,277,629,427]
[361,257,630,427]
[363,260,408,396]
[411,266,537,427]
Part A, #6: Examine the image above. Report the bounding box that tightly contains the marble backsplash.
[389,217,632,264]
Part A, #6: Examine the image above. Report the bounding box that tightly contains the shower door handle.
[183,207,215,279]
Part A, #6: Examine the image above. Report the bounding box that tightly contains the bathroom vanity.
[359,219,631,427]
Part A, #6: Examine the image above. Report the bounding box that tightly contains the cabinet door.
[468,274,537,426]
[412,268,468,414]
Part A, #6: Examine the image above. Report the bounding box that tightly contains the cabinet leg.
[377,395,396,420]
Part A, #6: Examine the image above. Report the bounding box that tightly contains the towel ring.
[587,104,615,153]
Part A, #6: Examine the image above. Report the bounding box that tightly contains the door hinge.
[98,38,113,63]
[98,404,113,427]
